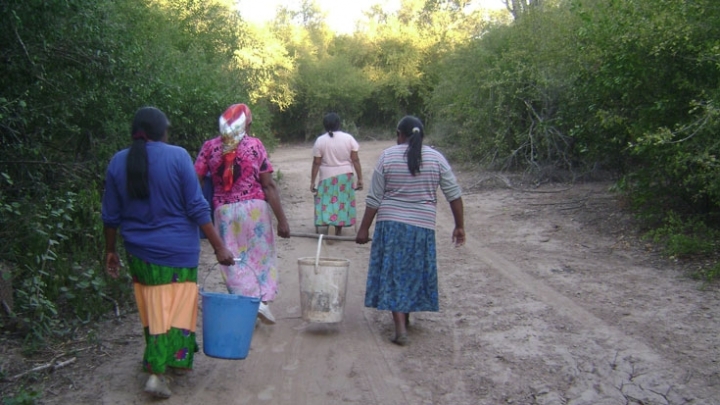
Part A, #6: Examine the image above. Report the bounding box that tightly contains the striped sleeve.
[437,152,462,201]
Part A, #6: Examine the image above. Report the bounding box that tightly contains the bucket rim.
[199,290,262,302]
[297,256,350,262]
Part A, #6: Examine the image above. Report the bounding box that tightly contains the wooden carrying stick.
[289,232,370,241]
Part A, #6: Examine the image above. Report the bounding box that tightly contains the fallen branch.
[6,357,76,381]
[53,357,76,370]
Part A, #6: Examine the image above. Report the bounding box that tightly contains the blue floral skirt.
[364,221,438,312]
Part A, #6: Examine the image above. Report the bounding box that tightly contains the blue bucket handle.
[201,259,264,302]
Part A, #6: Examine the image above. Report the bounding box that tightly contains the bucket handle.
[314,234,328,275]
[201,259,264,302]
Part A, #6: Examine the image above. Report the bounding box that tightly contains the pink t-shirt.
[195,136,273,207]
[312,131,359,182]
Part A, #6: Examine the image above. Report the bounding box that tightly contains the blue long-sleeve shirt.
[102,142,212,268]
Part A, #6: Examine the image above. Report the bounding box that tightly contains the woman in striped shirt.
[356,115,465,346]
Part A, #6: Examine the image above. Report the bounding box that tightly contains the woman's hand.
[214,246,235,266]
[452,227,466,247]
[105,252,121,279]
[356,227,371,244]
[355,180,363,190]
[277,219,291,238]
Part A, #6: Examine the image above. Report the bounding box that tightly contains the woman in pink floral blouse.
[195,104,290,325]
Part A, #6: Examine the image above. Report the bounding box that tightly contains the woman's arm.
[104,227,121,278]
[310,156,322,193]
[356,167,384,244]
[355,207,377,244]
[260,172,290,238]
[351,151,363,190]
[449,197,465,246]
[200,222,234,265]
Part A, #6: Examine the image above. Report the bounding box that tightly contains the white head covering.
[219,103,252,154]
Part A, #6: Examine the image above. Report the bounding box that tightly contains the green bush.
[645,212,719,259]
[2,388,40,405]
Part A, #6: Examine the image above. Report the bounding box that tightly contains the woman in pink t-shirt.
[310,113,363,236]
[195,104,290,325]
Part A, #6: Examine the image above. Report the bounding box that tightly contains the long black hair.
[397,115,424,176]
[127,107,169,199]
[323,112,341,138]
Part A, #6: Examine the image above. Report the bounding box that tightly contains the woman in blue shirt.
[102,107,233,399]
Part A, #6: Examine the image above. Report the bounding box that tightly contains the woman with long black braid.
[356,115,465,346]
[102,107,234,399]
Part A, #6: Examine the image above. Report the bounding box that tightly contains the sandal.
[144,374,172,399]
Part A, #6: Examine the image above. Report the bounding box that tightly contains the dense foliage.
[1,0,719,350]
[429,0,720,267]
[0,0,265,344]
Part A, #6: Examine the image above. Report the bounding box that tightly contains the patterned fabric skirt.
[214,199,278,301]
[364,221,439,313]
[128,255,198,374]
[314,173,357,228]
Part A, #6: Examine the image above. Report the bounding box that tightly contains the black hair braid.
[126,107,169,199]
[127,139,149,199]
[406,127,423,175]
[397,116,424,176]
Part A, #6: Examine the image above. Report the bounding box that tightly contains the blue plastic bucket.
[200,290,260,359]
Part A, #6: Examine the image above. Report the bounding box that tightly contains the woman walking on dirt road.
[355,115,465,346]
[195,103,290,325]
[102,107,234,399]
[310,112,363,236]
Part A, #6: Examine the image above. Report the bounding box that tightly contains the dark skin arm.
[201,222,235,265]
[194,174,234,263]
[351,151,363,190]
[355,206,378,244]
[260,172,291,238]
[310,156,321,193]
[104,227,121,279]
[450,197,465,246]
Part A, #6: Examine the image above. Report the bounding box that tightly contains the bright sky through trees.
[237,0,506,33]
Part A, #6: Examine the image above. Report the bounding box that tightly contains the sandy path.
[41,140,720,405]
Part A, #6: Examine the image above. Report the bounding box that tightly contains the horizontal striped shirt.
[366,144,462,230]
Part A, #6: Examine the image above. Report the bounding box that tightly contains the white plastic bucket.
[297,235,350,323]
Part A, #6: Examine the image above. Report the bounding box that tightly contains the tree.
[503,0,545,20]
[0,0,267,342]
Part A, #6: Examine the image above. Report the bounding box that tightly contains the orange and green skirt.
[129,255,198,374]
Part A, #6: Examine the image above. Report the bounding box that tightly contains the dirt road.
[43,140,720,404]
